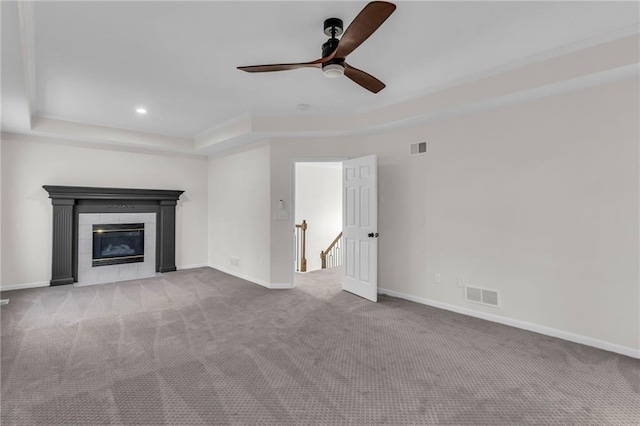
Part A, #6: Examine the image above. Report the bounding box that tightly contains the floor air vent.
[465,286,500,308]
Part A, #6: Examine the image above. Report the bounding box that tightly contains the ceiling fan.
[237,1,396,94]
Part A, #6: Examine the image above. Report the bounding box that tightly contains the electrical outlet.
[434,273,441,284]
[230,257,240,267]
[457,276,465,288]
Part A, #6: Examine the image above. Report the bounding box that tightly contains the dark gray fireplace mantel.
[43,185,184,286]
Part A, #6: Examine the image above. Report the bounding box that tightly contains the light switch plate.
[274,211,289,221]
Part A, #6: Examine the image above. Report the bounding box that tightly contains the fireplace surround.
[43,186,184,286]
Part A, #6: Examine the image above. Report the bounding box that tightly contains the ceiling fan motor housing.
[321,38,345,77]
[322,38,340,58]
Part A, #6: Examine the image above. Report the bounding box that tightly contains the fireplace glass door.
[92,223,145,267]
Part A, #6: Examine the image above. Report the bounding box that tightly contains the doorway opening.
[293,161,343,287]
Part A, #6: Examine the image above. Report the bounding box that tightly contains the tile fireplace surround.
[42,186,184,286]
[77,213,156,286]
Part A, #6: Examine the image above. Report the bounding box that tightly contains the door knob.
[368,232,379,238]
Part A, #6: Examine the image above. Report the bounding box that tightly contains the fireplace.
[92,223,145,267]
[43,186,184,286]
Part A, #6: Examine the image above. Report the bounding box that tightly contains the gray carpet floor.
[1,267,638,425]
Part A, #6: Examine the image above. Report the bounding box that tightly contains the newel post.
[300,220,307,272]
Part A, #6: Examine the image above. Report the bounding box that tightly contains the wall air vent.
[410,142,427,155]
[465,285,500,308]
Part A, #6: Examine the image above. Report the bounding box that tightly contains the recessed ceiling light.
[136,107,147,114]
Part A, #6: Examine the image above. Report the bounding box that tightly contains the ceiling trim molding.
[14,63,637,157]
[197,63,639,154]
[359,63,640,135]
[11,31,638,156]
[30,116,196,154]
[0,131,208,160]
[16,0,37,126]
[354,22,640,115]
[36,112,194,140]
[194,112,252,150]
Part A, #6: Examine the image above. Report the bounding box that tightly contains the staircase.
[320,232,343,269]
[296,220,343,272]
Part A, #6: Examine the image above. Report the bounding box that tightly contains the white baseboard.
[177,263,210,270]
[207,263,271,289]
[0,281,49,292]
[0,264,217,291]
[0,265,291,293]
[206,264,294,289]
[269,283,294,289]
[378,287,640,360]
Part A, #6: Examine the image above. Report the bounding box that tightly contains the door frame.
[289,157,347,288]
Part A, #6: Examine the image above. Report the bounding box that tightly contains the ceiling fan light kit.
[237,1,396,93]
[322,63,345,78]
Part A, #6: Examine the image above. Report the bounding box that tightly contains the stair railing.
[320,231,343,269]
[295,220,307,272]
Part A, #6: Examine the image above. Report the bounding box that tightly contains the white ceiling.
[3,1,640,138]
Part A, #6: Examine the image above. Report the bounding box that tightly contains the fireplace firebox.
[92,223,145,267]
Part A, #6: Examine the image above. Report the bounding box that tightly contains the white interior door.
[342,154,378,302]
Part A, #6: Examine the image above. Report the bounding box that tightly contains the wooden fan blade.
[334,1,396,59]
[344,63,386,93]
[237,60,322,73]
